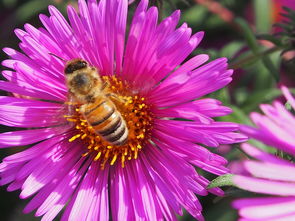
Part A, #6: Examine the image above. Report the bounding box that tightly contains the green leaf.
[261,56,280,82]
[207,174,235,189]
[248,139,274,152]
[220,41,244,59]
[235,18,259,54]
[210,88,231,105]
[241,88,282,113]
[254,0,271,32]
[229,105,253,125]
[181,5,207,26]
[217,105,253,125]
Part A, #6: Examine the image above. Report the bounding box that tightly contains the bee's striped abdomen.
[82,98,128,145]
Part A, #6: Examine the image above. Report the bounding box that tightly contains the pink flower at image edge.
[233,86,295,221]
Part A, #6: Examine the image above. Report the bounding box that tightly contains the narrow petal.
[150,58,232,106]
[35,157,91,217]
[243,160,295,182]
[0,81,62,102]
[110,164,135,221]
[234,175,295,196]
[3,133,67,164]
[0,127,67,148]
[20,142,82,199]
[240,143,292,165]
[0,96,65,128]
[233,197,295,220]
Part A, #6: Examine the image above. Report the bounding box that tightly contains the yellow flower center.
[65,76,153,169]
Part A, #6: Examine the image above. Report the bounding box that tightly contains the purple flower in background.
[233,87,295,221]
[0,0,245,220]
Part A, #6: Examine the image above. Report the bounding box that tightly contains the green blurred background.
[0,0,294,220]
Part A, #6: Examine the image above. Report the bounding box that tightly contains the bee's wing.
[46,95,80,134]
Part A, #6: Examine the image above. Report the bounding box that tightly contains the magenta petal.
[233,197,295,220]
[240,143,292,165]
[144,145,205,219]
[240,123,295,156]
[0,96,65,128]
[125,159,161,220]
[63,162,110,221]
[0,127,67,148]
[243,160,295,182]
[0,165,23,185]
[20,142,82,199]
[35,157,90,217]
[234,175,295,196]
[3,133,67,163]
[233,88,295,220]
[63,161,100,220]
[0,81,63,102]
[110,164,135,221]
[85,164,109,221]
[23,24,64,62]
[153,130,228,175]
[3,46,63,82]
[150,58,232,106]
[113,0,128,74]
[140,153,183,215]
[66,5,100,68]
[154,98,232,123]
[154,119,244,147]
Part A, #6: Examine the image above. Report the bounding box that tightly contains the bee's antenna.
[49,53,66,62]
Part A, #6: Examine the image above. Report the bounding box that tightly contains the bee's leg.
[65,93,79,106]
[100,81,109,92]
[64,96,79,116]
[64,101,79,106]
[106,93,128,104]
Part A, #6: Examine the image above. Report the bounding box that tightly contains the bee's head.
[64,59,90,94]
[64,59,88,74]
[64,59,102,103]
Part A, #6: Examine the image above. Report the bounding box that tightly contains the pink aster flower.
[233,86,295,221]
[0,0,245,220]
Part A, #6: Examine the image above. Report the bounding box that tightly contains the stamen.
[94,152,102,161]
[110,154,118,165]
[121,155,126,168]
[69,134,81,142]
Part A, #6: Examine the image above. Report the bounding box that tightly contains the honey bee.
[64,59,128,146]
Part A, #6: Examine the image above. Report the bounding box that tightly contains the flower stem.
[229,46,282,69]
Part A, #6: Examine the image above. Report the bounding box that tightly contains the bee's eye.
[65,61,88,74]
[65,65,75,74]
